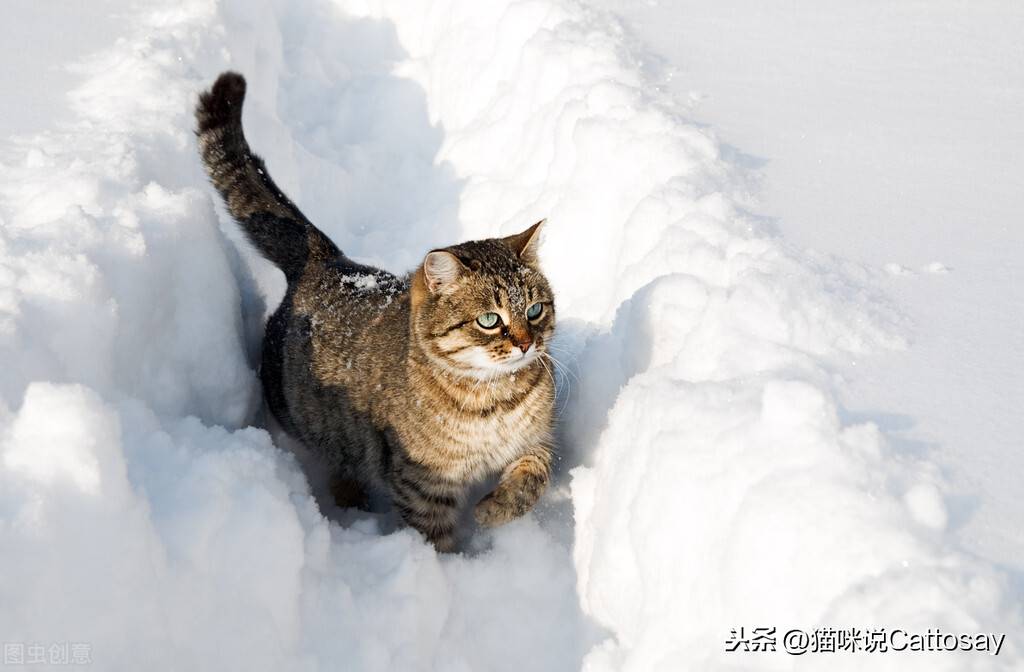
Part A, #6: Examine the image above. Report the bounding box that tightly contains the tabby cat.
[196,72,555,551]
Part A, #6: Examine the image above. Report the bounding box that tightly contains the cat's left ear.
[503,219,545,265]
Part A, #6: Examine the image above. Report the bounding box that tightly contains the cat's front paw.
[474,457,548,528]
[474,488,519,528]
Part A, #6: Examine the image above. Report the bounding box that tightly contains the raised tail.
[196,72,338,281]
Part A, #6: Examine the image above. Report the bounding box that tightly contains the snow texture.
[592,0,1024,568]
[0,1,1019,670]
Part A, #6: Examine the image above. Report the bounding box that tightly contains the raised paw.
[474,487,518,528]
[474,456,549,528]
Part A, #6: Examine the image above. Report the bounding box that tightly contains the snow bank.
[0,0,1019,670]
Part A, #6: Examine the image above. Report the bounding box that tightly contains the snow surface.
[0,1,1020,671]
[591,0,1024,568]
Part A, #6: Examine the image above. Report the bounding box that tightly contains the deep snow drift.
[594,0,1024,570]
[0,1,1020,670]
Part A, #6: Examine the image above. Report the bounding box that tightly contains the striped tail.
[195,72,338,281]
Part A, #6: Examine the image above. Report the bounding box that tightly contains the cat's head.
[411,220,555,378]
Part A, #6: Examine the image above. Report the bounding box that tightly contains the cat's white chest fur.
[427,403,544,482]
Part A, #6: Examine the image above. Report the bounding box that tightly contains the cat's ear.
[423,250,465,293]
[503,219,545,265]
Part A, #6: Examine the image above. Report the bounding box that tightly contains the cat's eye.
[526,302,544,320]
[477,312,501,329]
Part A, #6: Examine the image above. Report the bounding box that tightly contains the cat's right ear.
[423,251,465,293]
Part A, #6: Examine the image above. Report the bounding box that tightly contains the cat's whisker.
[537,355,568,417]
[545,344,580,365]
[546,342,581,360]
[539,353,573,416]
[543,350,580,387]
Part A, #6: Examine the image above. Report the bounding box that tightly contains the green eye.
[526,302,543,319]
[477,312,500,329]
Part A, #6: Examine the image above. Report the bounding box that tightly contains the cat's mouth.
[495,345,539,371]
[449,344,541,377]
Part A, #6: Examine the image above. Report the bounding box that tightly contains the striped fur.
[196,72,556,551]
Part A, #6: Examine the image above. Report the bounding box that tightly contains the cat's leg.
[390,475,462,552]
[474,449,551,528]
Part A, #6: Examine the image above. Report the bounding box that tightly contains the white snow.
[0,1,1020,671]
[591,0,1024,568]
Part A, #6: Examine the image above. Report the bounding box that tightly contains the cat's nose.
[515,339,532,353]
